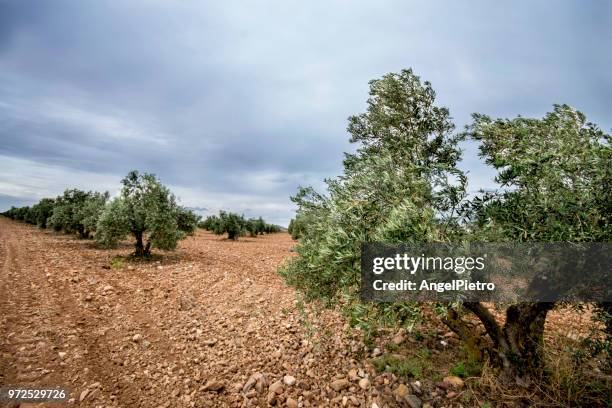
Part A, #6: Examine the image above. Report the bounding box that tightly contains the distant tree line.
[199,211,281,240]
[2,170,200,257]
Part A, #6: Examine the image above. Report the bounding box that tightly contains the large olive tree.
[454,105,611,381]
[96,170,199,257]
[279,69,610,383]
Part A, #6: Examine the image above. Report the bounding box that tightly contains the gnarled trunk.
[444,301,555,384]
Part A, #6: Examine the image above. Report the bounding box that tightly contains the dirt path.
[0,218,403,408]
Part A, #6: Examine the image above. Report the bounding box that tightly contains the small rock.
[203,380,224,392]
[330,379,350,392]
[358,378,370,390]
[443,375,464,389]
[242,372,263,394]
[79,389,89,402]
[88,382,101,389]
[103,285,113,292]
[132,334,142,342]
[406,394,422,408]
[372,347,382,357]
[142,340,151,349]
[203,339,217,346]
[58,351,67,359]
[392,333,405,345]
[435,381,449,390]
[393,383,409,399]
[286,397,298,408]
[283,375,296,386]
[348,368,359,381]
[447,390,458,398]
[269,381,284,395]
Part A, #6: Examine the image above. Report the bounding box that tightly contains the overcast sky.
[1,1,610,226]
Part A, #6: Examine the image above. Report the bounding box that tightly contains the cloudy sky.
[1,1,610,226]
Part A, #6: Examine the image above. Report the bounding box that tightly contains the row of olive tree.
[3,190,109,238]
[2,170,200,257]
[279,68,610,384]
[199,211,281,240]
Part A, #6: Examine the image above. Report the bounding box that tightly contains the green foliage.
[176,207,201,236]
[465,105,611,372]
[30,198,55,228]
[450,360,482,378]
[372,353,426,379]
[110,257,125,269]
[287,214,311,240]
[212,211,247,240]
[7,206,33,222]
[201,212,279,239]
[278,68,611,380]
[78,192,109,236]
[279,69,464,330]
[48,189,108,238]
[3,192,106,236]
[465,104,610,242]
[199,214,220,231]
[245,217,264,237]
[96,170,196,256]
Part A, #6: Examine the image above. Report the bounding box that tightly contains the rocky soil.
[0,218,450,408]
[0,218,597,407]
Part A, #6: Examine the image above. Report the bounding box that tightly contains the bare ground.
[0,218,604,408]
[0,218,410,408]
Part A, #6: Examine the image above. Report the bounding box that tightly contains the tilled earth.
[0,218,599,408]
[0,218,423,408]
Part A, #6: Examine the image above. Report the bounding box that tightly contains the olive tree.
[279,69,610,383]
[210,211,246,240]
[454,105,611,380]
[280,69,464,326]
[287,214,311,240]
[48,189,108,238]
[30,198,56,228]
[96,170,198,257]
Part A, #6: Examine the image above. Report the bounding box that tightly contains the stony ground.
[0,218,600,408]
[0,218,447,408]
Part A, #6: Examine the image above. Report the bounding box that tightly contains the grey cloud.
[1,0,610,226]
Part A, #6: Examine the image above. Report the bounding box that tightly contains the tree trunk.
[77,225,89,239]
[497,302,554,382]
[134,230,145,257]
[444,301,555,385]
